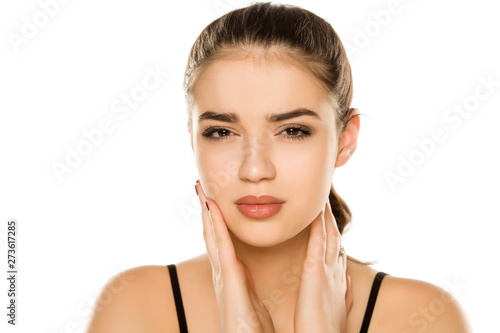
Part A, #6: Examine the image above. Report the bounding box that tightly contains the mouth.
[236,203,283,219]
[235,195,285,205]
[235,195,285,219]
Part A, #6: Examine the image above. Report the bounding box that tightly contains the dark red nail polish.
[205,201,209,211]
[194,184,198,196]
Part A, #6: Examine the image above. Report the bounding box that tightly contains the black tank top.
[167,264,388,333]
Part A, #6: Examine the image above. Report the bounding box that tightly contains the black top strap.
[167,264,188,333]
[359,271,389,333]
[167,264,386,333]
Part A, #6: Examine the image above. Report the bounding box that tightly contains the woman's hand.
[195,180,275,333]
[294,199,353,333]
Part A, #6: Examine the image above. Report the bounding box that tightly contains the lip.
[235,195,285,219]
[235,195,285,205]
[236,203,283,219]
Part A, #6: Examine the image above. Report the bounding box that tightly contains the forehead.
[192,56,333,120]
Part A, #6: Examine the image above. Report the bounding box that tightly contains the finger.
[305,204,326,268]
[244,264,273,322]
[197,181,238,276]
[339,246,347,277]
[324,198,341,266]
[195,181,220,274]
[206,200,238,273]
[327,197,341,235]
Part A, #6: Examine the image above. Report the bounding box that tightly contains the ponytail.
[328,184,351,234]
[329,185,377,265]
[184,2,375,265]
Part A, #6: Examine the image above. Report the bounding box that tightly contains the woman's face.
[189,55,345,247]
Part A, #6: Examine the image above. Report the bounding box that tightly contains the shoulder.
[372,274,473,332]
[86,264,177,333]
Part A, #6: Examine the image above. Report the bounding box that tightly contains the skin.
[188,53,355,332]
[196,180,350,332]
[86,51,473,333]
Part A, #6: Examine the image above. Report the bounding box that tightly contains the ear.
[335,108,360,168]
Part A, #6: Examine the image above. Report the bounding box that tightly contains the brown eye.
[200,126,234,141]
[280,126,312,141]
[201,125,312,142]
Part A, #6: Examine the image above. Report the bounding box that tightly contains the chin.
[233,234,285,248]
[227,218,301,248]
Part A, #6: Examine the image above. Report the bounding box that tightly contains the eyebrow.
[198,108,321,123]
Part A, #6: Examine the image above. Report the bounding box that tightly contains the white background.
[1,0,499,332]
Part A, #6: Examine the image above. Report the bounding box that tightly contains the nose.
[238,136,276,183]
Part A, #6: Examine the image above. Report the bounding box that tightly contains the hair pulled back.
[184,2,366,263]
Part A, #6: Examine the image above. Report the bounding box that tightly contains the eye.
[200,125,312,142]
[200,125,234,141]
[280,125,312,141]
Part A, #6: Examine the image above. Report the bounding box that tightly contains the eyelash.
[200,125,312,142]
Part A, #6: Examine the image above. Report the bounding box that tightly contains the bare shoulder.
[86,264,177,333]
[371,273,473,332]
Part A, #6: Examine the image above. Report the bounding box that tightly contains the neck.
[228,223,312,315]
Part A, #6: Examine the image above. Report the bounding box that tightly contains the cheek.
[197,149,236,199]
[277,139,333,193]
[275,139,333,227]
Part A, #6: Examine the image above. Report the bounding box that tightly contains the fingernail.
[205,201,210,211]
[194,184,198,196]
[196,179,199,183]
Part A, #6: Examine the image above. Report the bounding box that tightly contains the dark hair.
[184,2,373,264]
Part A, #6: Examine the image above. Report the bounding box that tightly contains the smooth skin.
[86,52,473,333]
[196,180,351,332]
[188,52,353,332]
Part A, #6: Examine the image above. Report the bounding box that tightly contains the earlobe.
[334,146,351,168]
[334,109,360,168]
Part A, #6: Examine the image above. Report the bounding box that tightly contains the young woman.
[87,2,472,332]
